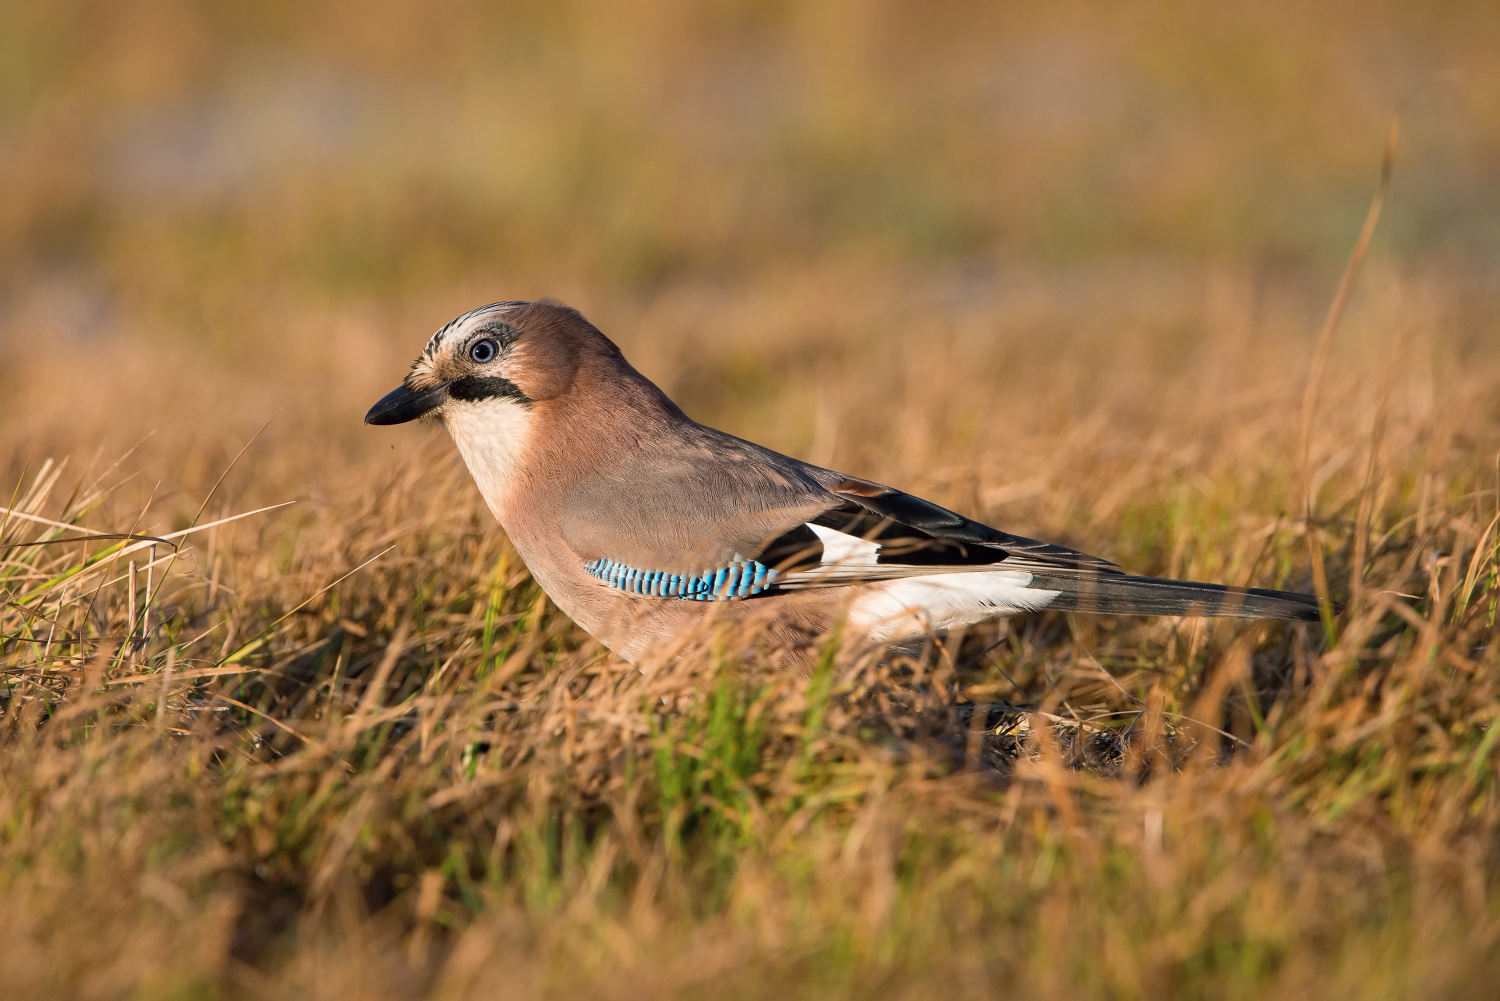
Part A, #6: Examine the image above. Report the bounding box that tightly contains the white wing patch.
[807,523,881,566]
[848,571,1060,645]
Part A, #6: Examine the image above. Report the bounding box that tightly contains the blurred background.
[1,0,1497,535]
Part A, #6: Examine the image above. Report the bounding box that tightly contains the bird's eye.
[469,338,498,363]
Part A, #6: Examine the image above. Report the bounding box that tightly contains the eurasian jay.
[366,299,1321,665]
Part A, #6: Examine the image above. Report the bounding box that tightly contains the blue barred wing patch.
[584,558,779,601]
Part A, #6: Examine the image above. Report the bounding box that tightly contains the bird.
[366,299,1323,667]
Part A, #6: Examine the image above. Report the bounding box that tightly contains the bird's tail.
[1026,571,1323,621]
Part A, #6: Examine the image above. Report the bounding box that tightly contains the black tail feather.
[1028,572,1324,621]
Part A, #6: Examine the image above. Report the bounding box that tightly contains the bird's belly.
[500,529,1059,665]
[510,544,847,666]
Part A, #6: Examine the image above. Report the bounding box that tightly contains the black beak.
[364,382,451,425]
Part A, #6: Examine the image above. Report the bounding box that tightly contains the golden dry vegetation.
[3,2,1500,998]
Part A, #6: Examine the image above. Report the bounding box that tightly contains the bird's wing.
[559,425,1118,601]
[555,427,838,577]
[809,473,1117,571]
[762,473,1119,591]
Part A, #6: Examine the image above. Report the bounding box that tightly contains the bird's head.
[366,298,671,435]
[364,299,572,428]
[365,298,656,513]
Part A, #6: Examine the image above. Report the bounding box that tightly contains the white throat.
[444,398,534,520]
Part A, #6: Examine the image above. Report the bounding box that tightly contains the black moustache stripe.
[447,375,532,407]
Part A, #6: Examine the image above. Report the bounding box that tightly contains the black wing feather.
[815,475,1118,571]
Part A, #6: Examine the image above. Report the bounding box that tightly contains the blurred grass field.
[4,2,1500,998]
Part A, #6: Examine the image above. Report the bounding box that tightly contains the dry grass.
[4,267,1499,999]
[4,3,1500,999]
